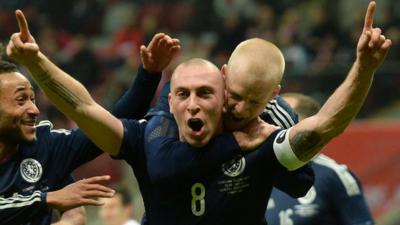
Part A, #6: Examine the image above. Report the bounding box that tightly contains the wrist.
[24,52,47,75]
[46,191,59,209]
[142,64,162,76]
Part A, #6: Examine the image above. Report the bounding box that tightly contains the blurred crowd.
[0,0,399,127]
[0,0,399,224]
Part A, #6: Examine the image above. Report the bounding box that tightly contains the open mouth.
[187,118,204,132]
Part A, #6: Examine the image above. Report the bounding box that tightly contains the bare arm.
[7,10,123,156]
[46,176,115,211]
[289,1,391,162]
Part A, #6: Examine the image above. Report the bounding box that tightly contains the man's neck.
[0,142,19,164]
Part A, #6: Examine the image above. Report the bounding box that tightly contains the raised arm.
[277,1,392,169]
[112,33,180,118]
[7,10,123,156]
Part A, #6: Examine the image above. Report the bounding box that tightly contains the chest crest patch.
[20,158,43,183]
[222,156,246,177]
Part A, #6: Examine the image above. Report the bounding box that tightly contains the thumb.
[140,45,151,65]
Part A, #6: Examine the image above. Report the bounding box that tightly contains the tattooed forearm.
[290,130,323,161]
[35,71,81,108]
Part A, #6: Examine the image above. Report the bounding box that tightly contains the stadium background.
[0,0,399,224]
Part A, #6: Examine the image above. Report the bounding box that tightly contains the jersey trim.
[36,120,53,129]
[314,155,361,196]
[0,191,42,209]
[265,99,296,129]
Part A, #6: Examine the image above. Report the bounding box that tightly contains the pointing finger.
[15,9,30,42]
[363,1,376,33]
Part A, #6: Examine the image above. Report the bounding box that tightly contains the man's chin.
[22,134,37,144]
[186,136,210,148]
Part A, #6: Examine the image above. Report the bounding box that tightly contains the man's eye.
[198,89,212,97]
[176,91,188,98]
[16,98,26,105]
[229,92,241,100]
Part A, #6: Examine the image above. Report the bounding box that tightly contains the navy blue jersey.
[0,65,160,225]
[112,67,314,225]
[266,154,374,225]
[144,81,312,197]
[0,121,102,225]
[143,116,306,225]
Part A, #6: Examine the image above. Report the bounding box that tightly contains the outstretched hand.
[140,33,181,74]
[47,175,115,211]
[357,1,392,72]
[6,9,40,65]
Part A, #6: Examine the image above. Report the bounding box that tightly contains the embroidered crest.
[222,156,246,177]
[20,158,43,183]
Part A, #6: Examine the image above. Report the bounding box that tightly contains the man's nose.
[187,95,200,114]
[234,101,248,115]
[28,101,40,116]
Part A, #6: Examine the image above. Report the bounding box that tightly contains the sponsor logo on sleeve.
[276,130,287,144]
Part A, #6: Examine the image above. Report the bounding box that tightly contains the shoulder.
[36,120,71,135]
[313,154,362,196]
[263,96,298,128]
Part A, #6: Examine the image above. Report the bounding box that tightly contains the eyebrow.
[14,85,33,94]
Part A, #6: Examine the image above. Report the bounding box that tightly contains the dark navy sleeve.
[273,164,315,198]
[145,115,241,183]
[112,65,161,119]
[113,119,147,164]
[0,191,49,225]
[325,167,374,224]
[37,121,103,177]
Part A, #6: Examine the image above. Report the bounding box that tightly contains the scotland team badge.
[222,156,246,177]
[20,158,43,183]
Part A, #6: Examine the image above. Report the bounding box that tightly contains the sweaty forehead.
[0,72,32,94]
[172,64,223,89]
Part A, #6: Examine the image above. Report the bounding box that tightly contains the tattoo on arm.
[290,131,323,161]
[36,71,81,108]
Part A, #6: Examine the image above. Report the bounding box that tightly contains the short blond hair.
[227,38,285,86]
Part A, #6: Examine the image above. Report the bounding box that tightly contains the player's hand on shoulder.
[233,117,277,151]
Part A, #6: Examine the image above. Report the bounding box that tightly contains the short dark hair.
[115,187,132,206]
[0,60,19,74]
[282,93,321,119]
